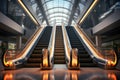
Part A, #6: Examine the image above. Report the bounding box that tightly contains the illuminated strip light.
[78,0,98,24]
[18,0,39,25]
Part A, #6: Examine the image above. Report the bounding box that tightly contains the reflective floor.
[0,65,120,80]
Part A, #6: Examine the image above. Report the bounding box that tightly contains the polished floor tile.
[0,65,120,80]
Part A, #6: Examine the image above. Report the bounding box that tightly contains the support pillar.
[16,36,22,50]
[95,35,102,48]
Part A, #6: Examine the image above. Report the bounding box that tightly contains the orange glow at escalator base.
[43,59,48,67]
[4,60,13,67]
[43,73,48,80]
[4,73,13,80]
[4,62,9,67]
[9,61,13,67]
[72,73,78,80]
[72,59,78,67]
[108,73,117,80]
[106,49,117,67]
[107,60,116,67]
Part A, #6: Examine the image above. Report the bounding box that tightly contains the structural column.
[95,35,102,48]
[16,36,22,49]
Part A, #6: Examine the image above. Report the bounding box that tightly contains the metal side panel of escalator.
[24,27,52,67]
[66,26,97,67]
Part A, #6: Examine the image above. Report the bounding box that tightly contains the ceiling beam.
[36,0,49,25]
[47,12,70,16]
[68,0,80,26]
[45,7,71,12]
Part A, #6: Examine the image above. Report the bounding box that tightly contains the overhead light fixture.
[18,0,39,26]
[78,0,98,24]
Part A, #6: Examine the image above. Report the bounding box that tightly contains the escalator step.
[79,58,92,63]
[54,50,64,53]
[27,58,42,63]
[66,26,97,67]
[80,63,97,67]
[24,63,40,67]
[54,26,65,64]
[30,54,42,58]
[54,60,66,64]
[33,50,42,52]
[54,56,65,60]
[78,54,90,57]
[54,53,65,56]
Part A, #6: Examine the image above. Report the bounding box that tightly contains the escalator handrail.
[62,25,72,63]
[78,27,97,48]
[4,26,45,67]
[74,24,107,60]
[23,28,39,49]
[74,24,116,66]
[48,26,56,64]
[74,25,103,57]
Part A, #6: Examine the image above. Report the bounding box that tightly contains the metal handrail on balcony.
[99,1,120,21]
[3,26,45,69]
[62,25,80,69]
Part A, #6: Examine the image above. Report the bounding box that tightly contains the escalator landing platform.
[53,64,67,70]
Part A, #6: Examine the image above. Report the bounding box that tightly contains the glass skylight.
[26,0,87,26]
[42,0,73,26]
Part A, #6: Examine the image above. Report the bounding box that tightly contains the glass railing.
[3,26,45,69]
[4,49,21,60]
[74,24,117,68]
[80,27,97,48]
[99,48,117,68]
[3,49,21,67]
[62,25,80,69]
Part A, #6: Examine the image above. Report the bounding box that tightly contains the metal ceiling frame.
[45,7,71,12]
[48,16,68,21]
[41,0,74,26]
[42,0,73,5]
[36,0,50,25]
[68,0,81,25]
[47,11,70,16]
[42,0,54,5]
[48,15,69,20]
[49,13,68,17]
[49,19,68,23]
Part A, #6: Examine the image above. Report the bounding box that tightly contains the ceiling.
[42,0,73,26]
[28,0,87,26]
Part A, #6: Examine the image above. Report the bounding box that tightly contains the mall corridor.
[0,0,120,80]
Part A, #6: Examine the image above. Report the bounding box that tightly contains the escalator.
[54,26,66,64]
[66,26,97,67]
[24,27,52,67]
